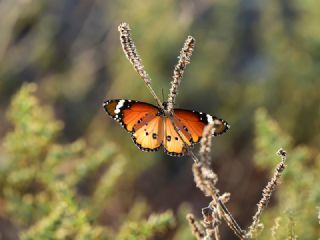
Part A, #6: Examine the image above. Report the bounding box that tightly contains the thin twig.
[199,122,216,167]
[219,193,231,204]
[216,196,245,239]
[195,123,246,239]
[246,148,287,238]
[187,214,206,240]
[214,227,221,240]
[118,22,163,108]
[167,36,195,114]
[202,206,221,240]
[192,163,245,239]
[201,125,244,237]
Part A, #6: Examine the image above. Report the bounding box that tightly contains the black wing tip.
[212,119,230,136]
[102,100,109,108]
[102,99,109,104]
[102,99,120,105]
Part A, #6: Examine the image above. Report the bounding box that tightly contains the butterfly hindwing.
[132,115,163,152]
[163,118,193,156]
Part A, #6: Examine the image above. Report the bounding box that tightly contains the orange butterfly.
[103,99,229,156]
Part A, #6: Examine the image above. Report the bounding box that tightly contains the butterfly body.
[103,99,229,157]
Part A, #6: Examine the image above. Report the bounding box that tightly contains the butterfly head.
[159,101,171,116]
[161,101,168,110]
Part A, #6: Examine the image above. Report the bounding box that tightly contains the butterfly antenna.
[162,88,165,103]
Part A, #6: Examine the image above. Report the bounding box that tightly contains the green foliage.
[4,83,62,165]
[21,182,106,240]
[254,109,320,240]
[172,204,195,240]
[0,83,175,239]
[116,210,175,240]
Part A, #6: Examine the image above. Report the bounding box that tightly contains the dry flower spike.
[246,148,287,238]
[118,22,163,108]
[187,214,206,240]
[167,36,195,114]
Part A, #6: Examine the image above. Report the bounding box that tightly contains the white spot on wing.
[114,100,125,114]
[207,114,213,123]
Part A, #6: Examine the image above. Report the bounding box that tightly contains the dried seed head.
[118,22,163,107]
[186,214,205,240]
[219,192,231,204]
[167,36,195,113]
[192,163,218,197]
[199,123,215,167]
[246,148,287,238]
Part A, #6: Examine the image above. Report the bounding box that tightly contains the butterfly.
[103,99,230,157]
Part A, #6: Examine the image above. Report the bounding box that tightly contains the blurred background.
[0,0,319,239]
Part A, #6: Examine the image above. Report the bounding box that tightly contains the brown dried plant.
[118,23,163,108]
[167,36,195,113]
[117,22,287,239]
[245,149,287,238]
[191,123,287,239]
[187,214,206,240]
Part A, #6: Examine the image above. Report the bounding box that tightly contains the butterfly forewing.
[103,99,164,152]
[103,99,159,133]
[132,115,163,152]
[174,109,229,143]
[163,118,192,156]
